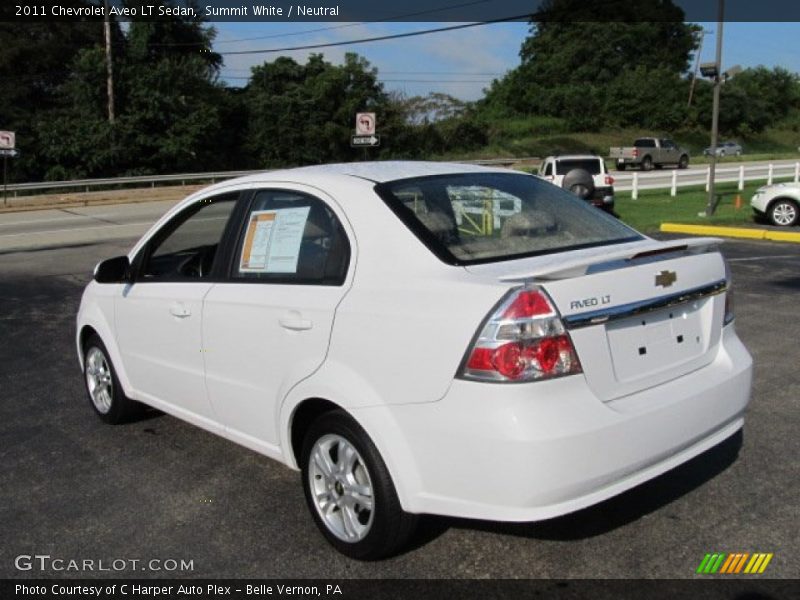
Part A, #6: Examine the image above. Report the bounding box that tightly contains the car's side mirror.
[94,255,131,284]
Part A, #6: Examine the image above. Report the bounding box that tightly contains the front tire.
[83,335,141,424]
[768,199,799,227]
[301,410,417,560]
[678,154,689,169]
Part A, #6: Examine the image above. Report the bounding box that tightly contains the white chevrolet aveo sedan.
[77,162,752,559]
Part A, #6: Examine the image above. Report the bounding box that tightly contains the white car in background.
[77,162,752,559]
[703,141,743,157]
[751,182,800,226]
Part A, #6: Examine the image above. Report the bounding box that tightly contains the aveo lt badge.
[655,270,677,288]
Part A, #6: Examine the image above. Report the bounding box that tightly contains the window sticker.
[239,207,311,273]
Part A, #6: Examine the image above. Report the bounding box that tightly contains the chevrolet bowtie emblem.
[655,270,677,288]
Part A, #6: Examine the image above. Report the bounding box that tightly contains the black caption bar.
[3,0,800,23]
[3,579,799,600]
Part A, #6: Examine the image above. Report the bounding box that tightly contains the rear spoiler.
[498,237,723,282]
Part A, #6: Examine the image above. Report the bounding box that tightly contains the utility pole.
[705,0,724,216]
[103,0,115,124]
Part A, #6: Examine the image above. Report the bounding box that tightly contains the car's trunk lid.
[465,238,728,401]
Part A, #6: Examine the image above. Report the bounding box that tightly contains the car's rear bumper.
[353,324,751,521]
[590,186,614,211]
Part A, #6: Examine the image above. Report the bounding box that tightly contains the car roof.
[214,161,515,188]
[546,155,603,161]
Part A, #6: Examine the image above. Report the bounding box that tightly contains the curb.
[660,223,800,243]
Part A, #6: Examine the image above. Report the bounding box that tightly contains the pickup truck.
[609,138,690,171]
[538,154,615,213]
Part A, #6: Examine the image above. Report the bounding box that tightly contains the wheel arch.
[279,366,425,512]
[768,195,800,211]
[288,397,342,469]
[76,307,135,398]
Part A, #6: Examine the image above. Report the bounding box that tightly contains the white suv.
[539,155,615,213]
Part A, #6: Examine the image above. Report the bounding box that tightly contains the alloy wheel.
[308,434,375,543]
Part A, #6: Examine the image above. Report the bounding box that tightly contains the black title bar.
[3,0,800,23]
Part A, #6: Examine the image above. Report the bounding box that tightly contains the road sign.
[355,113,376,136]
[351,134,380,148]
[0,149,18,158]
[0,131,15,150]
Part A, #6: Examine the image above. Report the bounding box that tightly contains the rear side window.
[555,159,602,175]
[231,190,349,285]
[634,138,656,148]
[376,173,641,265]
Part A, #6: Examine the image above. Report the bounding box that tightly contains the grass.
[614,179,796,232]
[440,123,800,163]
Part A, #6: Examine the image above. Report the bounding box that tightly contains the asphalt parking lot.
[1,232,798,579]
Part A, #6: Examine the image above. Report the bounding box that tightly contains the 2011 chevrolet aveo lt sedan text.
[77,162,752,559]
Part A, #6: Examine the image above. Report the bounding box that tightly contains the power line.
[150,0,491,47]
[218,15,532,56]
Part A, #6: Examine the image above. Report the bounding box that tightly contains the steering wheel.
[177,246,216,279]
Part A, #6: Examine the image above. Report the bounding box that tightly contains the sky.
[210,21,800,101]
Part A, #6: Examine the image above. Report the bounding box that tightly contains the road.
[0,204,798,580]
[0,201,177,253]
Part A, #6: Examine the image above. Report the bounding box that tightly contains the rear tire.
[83,335,141,424]
[301,410,417,560]
[641,156,653,171]
[768,199,799,227]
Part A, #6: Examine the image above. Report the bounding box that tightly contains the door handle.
[169,302,191,318]
[279,317,313,331]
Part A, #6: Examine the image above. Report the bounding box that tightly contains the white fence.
[616,162,800,200]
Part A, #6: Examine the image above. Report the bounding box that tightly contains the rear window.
[555,159,603,175]
[375,173,642,265]
[634,138,656,148]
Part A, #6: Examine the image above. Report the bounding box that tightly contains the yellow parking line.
[765,230,800,242]
[660,223,800,243]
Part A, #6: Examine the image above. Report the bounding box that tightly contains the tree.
[36,4,231,179]
[0,3,102,180]
[481,0,700,130]
[244,53,391,166]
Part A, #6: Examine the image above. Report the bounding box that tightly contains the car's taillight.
[460,287,582,382]
[724,287,734,326]
[632,148,639,158]
[605,175,615,185]
[723,260,734,326]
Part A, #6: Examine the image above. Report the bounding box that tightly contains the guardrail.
[2,158,798,204]
[1,157,542,200]
[2,169,263,195]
